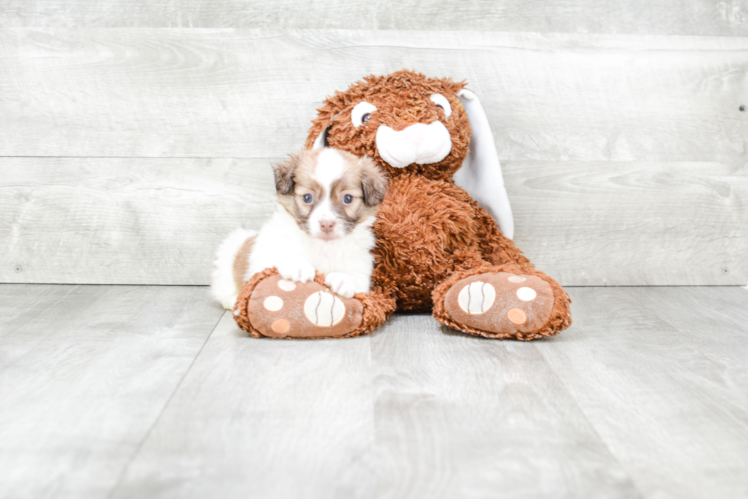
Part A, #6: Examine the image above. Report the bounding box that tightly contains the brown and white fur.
[211,148,388,309]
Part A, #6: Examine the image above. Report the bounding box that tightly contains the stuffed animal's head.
[305,70,470,182]
[305,69,516,239]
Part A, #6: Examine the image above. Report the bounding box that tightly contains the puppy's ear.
[272,154,298,195]
[360,156,388,206]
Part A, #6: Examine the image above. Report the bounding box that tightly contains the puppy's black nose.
[319,220,336,234]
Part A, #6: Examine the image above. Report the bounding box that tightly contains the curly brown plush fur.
[305,71,471,182]
[235,69,571,340]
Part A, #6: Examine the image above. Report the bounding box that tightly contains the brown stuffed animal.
[235,70,572,340]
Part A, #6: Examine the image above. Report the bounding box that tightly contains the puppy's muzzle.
[319,219,337,235]
[375,121,452,169]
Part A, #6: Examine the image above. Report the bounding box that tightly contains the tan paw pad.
[271,318,290,334]
[507,308,527,324]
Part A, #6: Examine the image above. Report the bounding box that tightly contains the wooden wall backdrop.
[0,1,746,286]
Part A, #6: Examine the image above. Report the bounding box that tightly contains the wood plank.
[0,157,276,285]
[537,286,748,497]
[2,158,744,286]
[368,313,640,497]
[1,29,746,162]
[112,312,378,498]
[115,311,639,497]
[1,0,747,36]
[509,161,748,286]
[2,284,747,497]
[0,284,224,498]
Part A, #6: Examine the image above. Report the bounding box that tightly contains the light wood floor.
[1,285,747,498]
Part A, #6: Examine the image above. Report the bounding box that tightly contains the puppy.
[211,148,388,310]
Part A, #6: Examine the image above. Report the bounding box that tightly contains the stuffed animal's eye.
[351,101,377,127]
[430,94,452,118]
[303,193,313,204]
[343,194,353,205]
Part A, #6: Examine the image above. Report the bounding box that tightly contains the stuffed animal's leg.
[432,263,572,341]
[234,268,397,339]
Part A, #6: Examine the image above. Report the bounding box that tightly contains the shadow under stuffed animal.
[235,70,572,340]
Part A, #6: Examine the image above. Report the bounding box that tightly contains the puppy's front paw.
[324,272,358,299]
[277,260,316,283]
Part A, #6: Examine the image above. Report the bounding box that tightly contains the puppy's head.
[273,148,388,241]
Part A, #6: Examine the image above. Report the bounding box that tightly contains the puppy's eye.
[351,101,377,127]
[429,93,452,118]
[343,194,353,205]
[303,194,313,204]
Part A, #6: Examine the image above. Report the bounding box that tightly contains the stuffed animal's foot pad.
[444,272,553,337]
[246,275,363,338]
[303,291,346,326]
[456,280,497,314]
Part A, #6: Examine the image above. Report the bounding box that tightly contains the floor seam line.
[105,308,227,498]
[532,343,647,498]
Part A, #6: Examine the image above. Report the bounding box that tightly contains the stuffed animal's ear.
[453,89,515,240]
[360,156,388,207]
[272,154,298,195]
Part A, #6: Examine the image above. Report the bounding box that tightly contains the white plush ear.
[313,114,342,150]
[454,89,515,240]
[312,126,328,150]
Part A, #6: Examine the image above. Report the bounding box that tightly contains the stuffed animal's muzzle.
[375,121,452,169]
